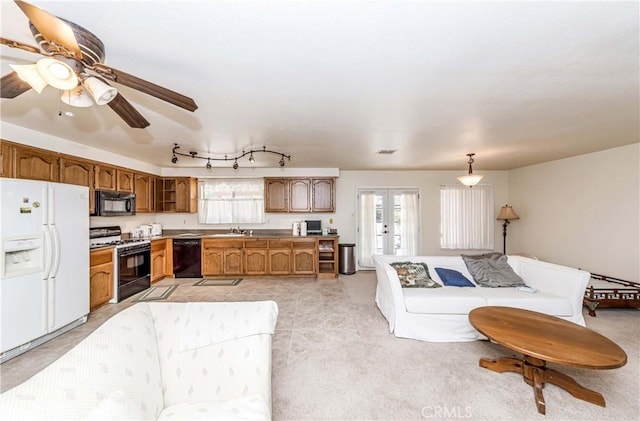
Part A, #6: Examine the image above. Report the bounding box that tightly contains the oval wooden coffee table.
[469,306,627,415]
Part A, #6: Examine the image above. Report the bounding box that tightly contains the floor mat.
[194,278,243,286]
[134,285,178,301]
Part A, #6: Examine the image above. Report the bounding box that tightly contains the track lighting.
[170,143,291,169]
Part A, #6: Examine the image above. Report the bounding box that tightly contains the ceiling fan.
[1,0,198,128]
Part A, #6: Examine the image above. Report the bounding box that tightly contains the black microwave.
[305,220,322,234]
[93,190,136,216]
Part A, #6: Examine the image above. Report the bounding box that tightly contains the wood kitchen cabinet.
[59,155,96,214]
[94,164,117,191]
[151,239,169,283]
[135,173,155,213]
[202,239,243,276]
[292,239,316,275]
[244,239,268,275]
[264,178,289,212]
[317,237,339,278]
[265,177,336,213]
[311,178,335,212]
[1,141,14,178]
[268,240,293,275]
[14,144,59,182]
[161,177,197,213]
[116,169,135,193]
[89,248,113,311]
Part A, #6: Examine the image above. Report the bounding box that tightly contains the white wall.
[507,144,640,281]
[333,170,509,256]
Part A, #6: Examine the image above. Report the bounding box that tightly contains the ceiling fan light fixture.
[36,57,78,90]
[82,76,117,105]
[61,86,93,107]
[10,63,48,93]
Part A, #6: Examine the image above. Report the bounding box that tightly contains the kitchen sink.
[205,233,246,237]
[176,233,200,237]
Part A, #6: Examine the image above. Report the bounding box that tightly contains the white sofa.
[373,254,590,342]
[0,301,278,420]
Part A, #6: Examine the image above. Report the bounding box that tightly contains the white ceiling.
[1,1,638,171]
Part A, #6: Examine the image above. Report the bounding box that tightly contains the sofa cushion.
[462,253,525,287]
[390,261,441,288]
[403,288,486,314]
[158,395,270,420]
[435,268,475,287]
[476,288,573,316]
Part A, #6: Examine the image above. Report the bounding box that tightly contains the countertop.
[158,229,339,240]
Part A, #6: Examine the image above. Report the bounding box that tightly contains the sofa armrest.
[508,256,590,315]
[148,301,277,410]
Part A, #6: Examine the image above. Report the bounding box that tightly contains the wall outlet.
[329,218,333,224]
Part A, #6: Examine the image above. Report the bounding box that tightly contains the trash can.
[339,243,356,275]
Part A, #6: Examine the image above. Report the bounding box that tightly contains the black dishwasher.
[172,239,202,278]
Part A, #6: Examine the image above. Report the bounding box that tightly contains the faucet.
[230,226,244,234]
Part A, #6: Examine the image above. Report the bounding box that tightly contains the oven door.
[115,244,151,302]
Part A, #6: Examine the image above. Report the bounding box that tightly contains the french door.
[357,188,420,269]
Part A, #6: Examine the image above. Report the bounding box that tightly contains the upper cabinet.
[265,177,336,213]
[1,142,14,178]
[289,179,311,212]
[95,164,117,191]
[264,178,289,212]
[134,173,155,213]
[59,155,96,214]
[116,169,135,193]
[160,177,197,213]
[14,144,59,182]
[311,178,335,212]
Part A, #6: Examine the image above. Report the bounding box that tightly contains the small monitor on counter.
[305,220,322,234]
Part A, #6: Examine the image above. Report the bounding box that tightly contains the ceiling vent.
[376,149,398,155]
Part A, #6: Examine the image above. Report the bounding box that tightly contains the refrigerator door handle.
[48,277,55,330]
[51,226,61,277]
[42,225,53,279]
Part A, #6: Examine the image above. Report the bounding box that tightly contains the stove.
[90,226,151,302]
[90,226,150,249]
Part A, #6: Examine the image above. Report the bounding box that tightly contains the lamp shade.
[497,205,520,221]
[10,64,48,93]
[61,86,93,107]
[36,58,78,90]
[82,76,117,105]
[457,174,484,187]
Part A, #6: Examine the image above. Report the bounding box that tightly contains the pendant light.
[457,153,483,187]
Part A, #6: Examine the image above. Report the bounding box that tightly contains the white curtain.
[399,192,419,255]
[358,192,378,268]
[440,184,494,249]
[198,178,265,224]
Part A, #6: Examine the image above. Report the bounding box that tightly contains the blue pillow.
[435,267,475,287]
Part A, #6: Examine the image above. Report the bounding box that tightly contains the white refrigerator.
[0,179,90,361]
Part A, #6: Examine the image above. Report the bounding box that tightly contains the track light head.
[279,155,285,167]
[171,154,178,164]
[233,159,239,170]
[249,152,255,164]
[206,158,212,170]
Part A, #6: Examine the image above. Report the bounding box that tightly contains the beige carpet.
[1,271,638,420]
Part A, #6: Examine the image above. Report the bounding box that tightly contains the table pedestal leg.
[478,355,606,415]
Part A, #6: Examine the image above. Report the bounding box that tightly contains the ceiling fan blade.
[91,63,198,112]
[14,0,83,59]
[1,71,32,98]
[0,36,43,55]
[107,93,150,128]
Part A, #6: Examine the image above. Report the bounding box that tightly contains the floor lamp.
[497,205,520,255]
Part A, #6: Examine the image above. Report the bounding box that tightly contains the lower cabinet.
[151,239,170,283]
[268,249,292,275]
[202,240,243,276]
[244,239,268,275]
[89,248,113,311]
